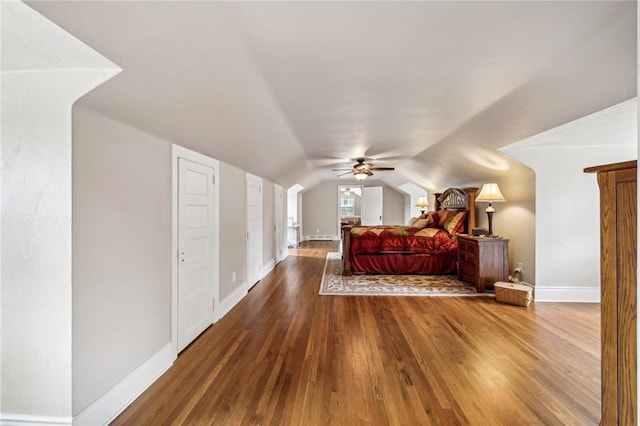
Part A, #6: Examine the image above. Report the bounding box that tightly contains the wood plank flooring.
[111,241,600,425]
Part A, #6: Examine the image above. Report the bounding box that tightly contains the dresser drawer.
[459,251,477,264]
[458,239,477,254]
[459,263,477,282]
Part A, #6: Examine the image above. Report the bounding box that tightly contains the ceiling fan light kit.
[354,171,368,180]
[332,157,395,180]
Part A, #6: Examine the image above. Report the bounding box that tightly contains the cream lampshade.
[475,183,506,236]
[354,170,368,180]
[415,196,430,214]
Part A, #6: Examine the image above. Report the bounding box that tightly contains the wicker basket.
[495,282,533,307]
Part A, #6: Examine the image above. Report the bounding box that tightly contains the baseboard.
[72,343,174,426]
[217,283,247,319]
[0,414,73,426]
[534,286,600,303]
[303,235,339,241]
[261,258,275,279]
[276,252,289,264]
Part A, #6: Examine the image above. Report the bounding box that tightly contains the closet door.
[177,158,216,352]
[246,173,262,289]
[362,186,383,225]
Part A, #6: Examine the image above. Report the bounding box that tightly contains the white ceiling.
[27,1,637,191]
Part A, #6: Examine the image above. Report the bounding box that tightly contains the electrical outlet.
[514,262,523,273]
[232,272,236,283]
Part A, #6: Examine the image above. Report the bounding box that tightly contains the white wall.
[287,184,304,224]
[1,1,119,419]
[3,55,281,425]
[262,180,275,273]
[302,180,339,238]
[302,179,407,239]
[382,184,406,226]
[502,98,637,301]
[274,184,288,263]
[219,163,248,300]
[72,107,172,414]
[398,182,431,223]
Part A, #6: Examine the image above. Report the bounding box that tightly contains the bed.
[341,187,477,276]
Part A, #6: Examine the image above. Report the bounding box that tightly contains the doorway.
[172,145,220,355]
[337,185,363,233]
[362,186,383,225]
[246,173,263,289]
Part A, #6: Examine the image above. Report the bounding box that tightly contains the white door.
[246,174,263,289]
[362,186,383,225]
[274,184,285,263]
[178,158,215,352]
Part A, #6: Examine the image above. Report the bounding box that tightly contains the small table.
[457,235,509,293]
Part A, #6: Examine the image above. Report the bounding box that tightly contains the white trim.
[303,235,340,241]
[534,286,600,303]
[171,145,221,355]
[0,414,73,426]
[261,258,275,279]
[217,284,248,319]
[71,343,174,426]
[274,184,287,264]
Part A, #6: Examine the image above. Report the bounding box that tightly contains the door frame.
[172,144,220,357]
[274,184,286,263]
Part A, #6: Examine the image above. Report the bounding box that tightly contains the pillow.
[442,211,467,235]
[412,213,436,229]
[412,218,430,229]
[425,211,439,228]
[437,209,455,225]
[407,217,419,227]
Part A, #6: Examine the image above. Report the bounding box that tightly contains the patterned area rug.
[320,252,491,297]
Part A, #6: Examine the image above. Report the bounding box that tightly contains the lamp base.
[486,210,494,237]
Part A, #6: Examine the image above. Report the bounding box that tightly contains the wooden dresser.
[585,160,637,426]
[457,235,509,293]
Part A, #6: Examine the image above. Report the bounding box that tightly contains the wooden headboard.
[433,187,478,235]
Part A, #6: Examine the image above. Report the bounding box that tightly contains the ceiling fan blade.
[337,171,354,177]
[369,167,395,171]
[332,168,353,171]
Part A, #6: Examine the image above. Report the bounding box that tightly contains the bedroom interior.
[2,0,638,424]
[341,187,478,278]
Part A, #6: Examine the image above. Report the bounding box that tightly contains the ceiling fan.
[332,158,395,180]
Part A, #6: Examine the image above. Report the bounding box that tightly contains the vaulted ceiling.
[28,1,637,191]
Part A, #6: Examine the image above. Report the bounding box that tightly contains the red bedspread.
[349,225,458,256]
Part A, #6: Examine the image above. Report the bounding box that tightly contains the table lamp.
[475,183,506,236]
[416,196,430,215]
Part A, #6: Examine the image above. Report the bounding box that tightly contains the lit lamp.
[354,170,368,180]
[415,196,430,215]
[475,183,506,237]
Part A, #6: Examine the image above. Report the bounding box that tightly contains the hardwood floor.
[112,241,600,425]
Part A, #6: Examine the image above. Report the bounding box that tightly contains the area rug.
[320,252,492,297]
